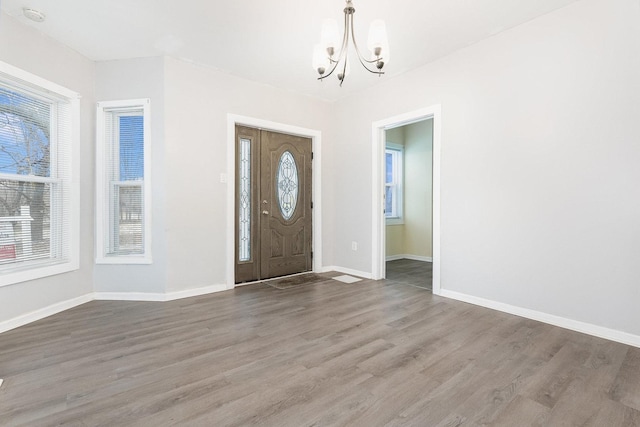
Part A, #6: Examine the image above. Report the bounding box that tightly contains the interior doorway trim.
[226,114,322,289]
[371,105,442,295]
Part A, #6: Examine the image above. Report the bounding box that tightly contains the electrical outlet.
[351,241,358,251]
[220,173,228,183]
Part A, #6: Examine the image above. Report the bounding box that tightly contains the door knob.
[262,210,269,215]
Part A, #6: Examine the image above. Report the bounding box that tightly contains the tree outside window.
[0,87,53,262]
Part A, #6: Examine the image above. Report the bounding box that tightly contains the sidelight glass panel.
[238,138,251,261]
[277,151,298,220]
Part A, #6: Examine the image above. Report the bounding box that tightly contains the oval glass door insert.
[277,151,298,220]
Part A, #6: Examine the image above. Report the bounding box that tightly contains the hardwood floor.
[386,259,432,290]
[1,274,640,426]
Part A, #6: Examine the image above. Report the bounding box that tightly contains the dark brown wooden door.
[260,130,312,279]
[235,126,312,283]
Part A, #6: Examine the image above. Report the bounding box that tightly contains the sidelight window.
[238,138,251,261]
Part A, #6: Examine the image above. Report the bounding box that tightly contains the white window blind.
[0,70,75,278]
[96,99,151,263]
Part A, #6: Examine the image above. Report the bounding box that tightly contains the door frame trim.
[371,105,442,295]
[226,114,322,288]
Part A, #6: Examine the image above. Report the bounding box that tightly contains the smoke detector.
[23,8,46,23]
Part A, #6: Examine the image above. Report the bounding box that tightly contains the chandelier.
[312,0,390,86]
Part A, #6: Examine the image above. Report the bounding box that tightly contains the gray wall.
[94,57,168,294]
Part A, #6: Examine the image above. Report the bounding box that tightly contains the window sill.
[0,259,80,287]
[386,218,405,226]
[96,255,152,265]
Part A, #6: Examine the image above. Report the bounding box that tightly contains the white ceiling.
[2,0,579,102]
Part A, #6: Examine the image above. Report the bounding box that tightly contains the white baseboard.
[439,289,640,349]
[94,283,228,302]
[320,266,372,280]
[385,254,433,262]
[2,284,230,334]
[93,292,167,302]
[5,282,638,350]
[0,293,93,334]
[165,284,229,301]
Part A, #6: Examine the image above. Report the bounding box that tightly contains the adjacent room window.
[0,61,79,286]
[96,99,151,264]
[385,144,403,224]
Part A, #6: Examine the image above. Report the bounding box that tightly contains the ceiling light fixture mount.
[23,8,46,23]
[312,0,389,86]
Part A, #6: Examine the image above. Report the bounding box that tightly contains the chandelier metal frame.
[313,0,388,86]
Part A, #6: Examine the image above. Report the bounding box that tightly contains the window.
[96,99,151,264]
[0,61,79,286]
[385,144,403,224]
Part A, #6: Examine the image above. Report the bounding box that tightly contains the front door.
[235,125,312,283]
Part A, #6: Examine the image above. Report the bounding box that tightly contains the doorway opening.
[226,115,322,288]
[384,119,433,290]
[371,106,441,295]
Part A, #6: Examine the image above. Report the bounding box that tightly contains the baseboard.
[165,284,229,301]
[320,266,372,280]
[439,289,640,349]
[94,283,228,302]
[2,284,230,334]
[0,293,93,334]
[93,292,167,302]
[385,254,433,262]
[3,281,639,350]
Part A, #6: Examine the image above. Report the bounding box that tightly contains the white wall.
[327,0,640,336]
[0,13,95,323]
[94,57,168,293]
[163,57,331,291]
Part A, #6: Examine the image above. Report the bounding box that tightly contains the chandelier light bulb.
[371,41,390,66]
[312,44,329,75]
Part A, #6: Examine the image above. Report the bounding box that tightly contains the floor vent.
[332,275,362,284]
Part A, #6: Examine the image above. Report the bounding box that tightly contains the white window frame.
[385,143,404,225]
[96,99,152,264]
[0,60,80,287]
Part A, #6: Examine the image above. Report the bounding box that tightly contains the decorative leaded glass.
[277,151,298,220]
[238,138,251,261]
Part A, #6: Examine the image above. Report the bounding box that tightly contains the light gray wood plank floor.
[1,272,639,426]
[386,259,432,290]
